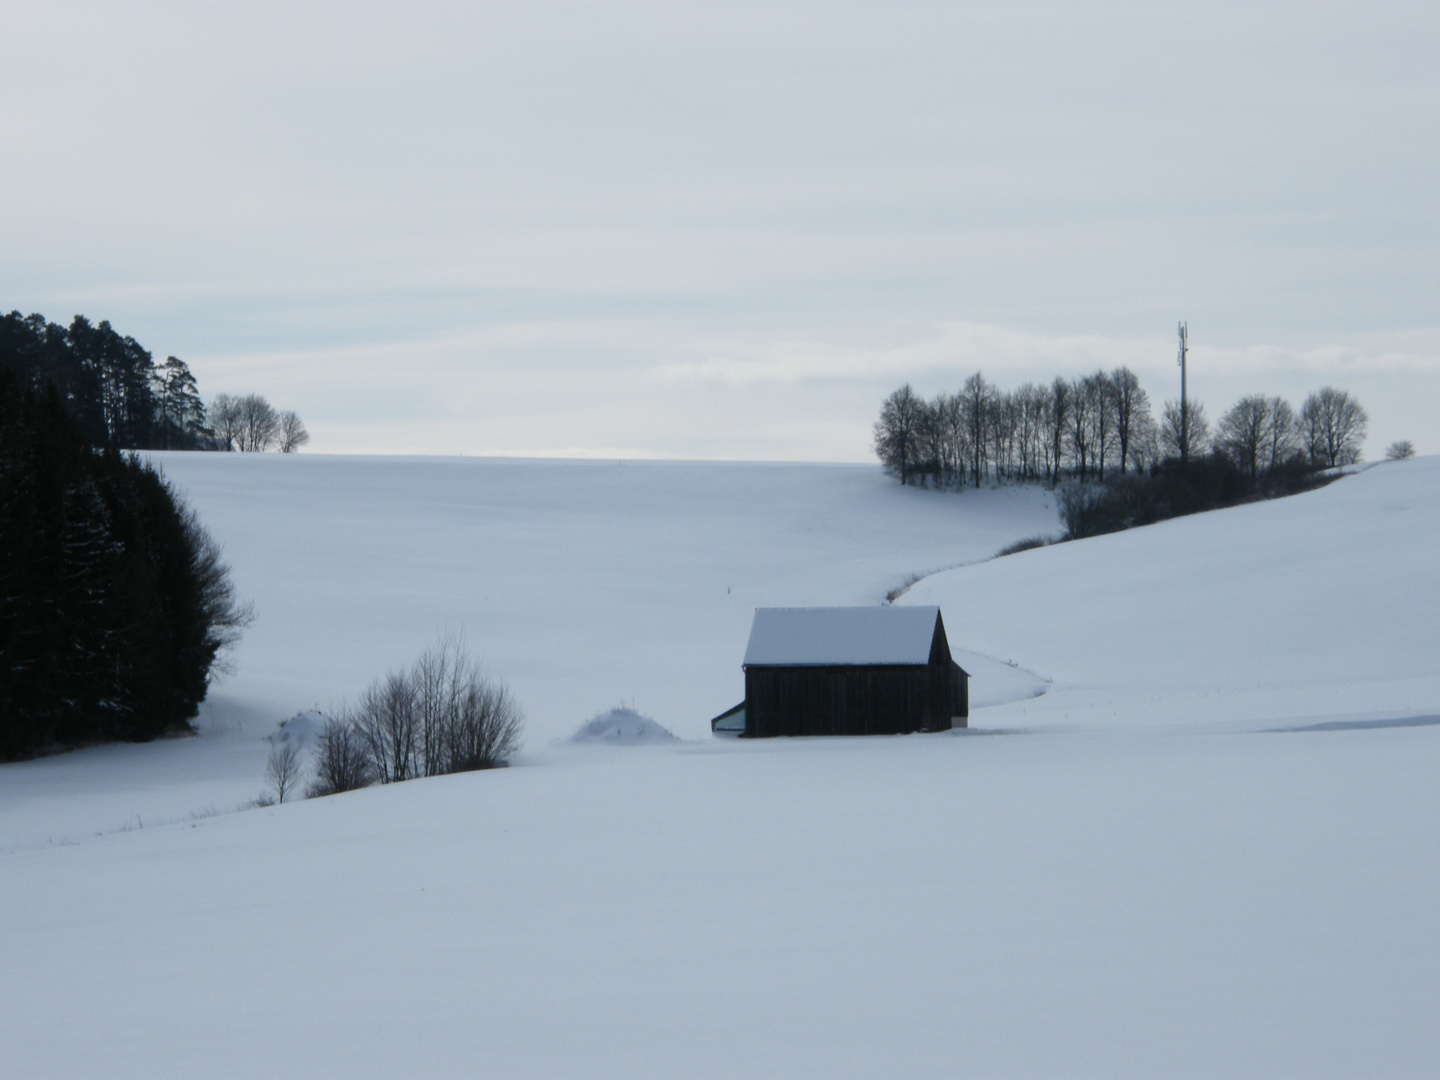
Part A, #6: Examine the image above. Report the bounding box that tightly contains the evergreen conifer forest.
[0,368,251,759]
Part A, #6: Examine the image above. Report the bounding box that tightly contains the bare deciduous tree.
[277,410,309,453]
[209,393,244,451]
[1386,439,1416,460]
[413,636,524,775]
[307,716,374,797]
[1261,396,1299,472]
[236,394,279,452]
[1217,395,1271,478]
[1160,399,1209,461]
[931,391,968,489]
[1045,377,1070,485]
[352,672,421,784]
[1301,387,1368,467]
[1067,375,1096,481]
[960,372,997,487]
[266,739,304,803]
[1110,367,1153,475]
[873,384,925,486]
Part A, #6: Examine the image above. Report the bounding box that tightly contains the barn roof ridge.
[743,605,944,667]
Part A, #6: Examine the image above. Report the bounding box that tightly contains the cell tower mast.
[1177,321,1189,463]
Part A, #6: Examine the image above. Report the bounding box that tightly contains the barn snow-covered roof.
[743,606,941,667]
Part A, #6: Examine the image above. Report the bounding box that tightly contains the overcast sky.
[3,2,1437,459]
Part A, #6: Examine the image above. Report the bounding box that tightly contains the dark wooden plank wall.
[745,664,960,737]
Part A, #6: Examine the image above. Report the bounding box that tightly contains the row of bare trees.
[876,372,1370,488]
[209,393,309,453]
[875,369,1163,488]
[1209,387,1369,474]
[307,637,523,798]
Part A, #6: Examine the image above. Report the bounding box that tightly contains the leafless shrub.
[414,636,524,774]
[307,715,374,798]
[309,639,524,800]
[438,665,523,772]
[1056,481,1104,537]
[331,635,524,790]
[266,739,304,803]
[995,535,1052,558]
[1386,440,1416,461]
[352,672,421,784]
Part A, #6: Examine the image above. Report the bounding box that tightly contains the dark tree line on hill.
[0,369,253,760]
[1,309,307,453]
[875,371,1370,490]
[876,370,1375,541]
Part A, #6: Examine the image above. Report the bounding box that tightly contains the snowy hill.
[908,457,1440,731]
[3,455,1438,1078]
[2,456,1058,850]
[162,454,1061,739]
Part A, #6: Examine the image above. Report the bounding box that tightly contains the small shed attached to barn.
[713,606,968,737]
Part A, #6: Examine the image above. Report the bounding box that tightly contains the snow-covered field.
[4,454,1438,1078]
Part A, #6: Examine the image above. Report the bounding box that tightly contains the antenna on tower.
[1177,321,1189,463]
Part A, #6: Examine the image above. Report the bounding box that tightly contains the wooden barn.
[712,606,968,737]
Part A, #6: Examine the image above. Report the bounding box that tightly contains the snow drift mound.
[267,710,326,750]
[570,708,678,745]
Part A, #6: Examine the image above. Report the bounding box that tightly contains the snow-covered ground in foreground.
[4,455,1439,1078]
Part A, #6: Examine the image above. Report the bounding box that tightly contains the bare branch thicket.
[352,672,421,784]
[277,410,309,453]
[307,716,374,797]
[323,636,524,796]
[411,635,523,775]
[1386,440,1416,461]
[266,739,304,803]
